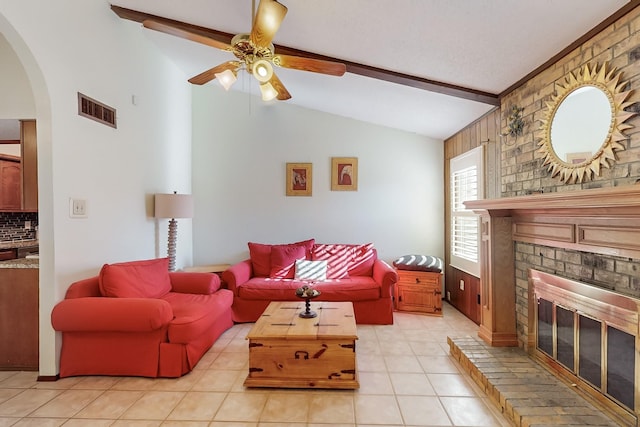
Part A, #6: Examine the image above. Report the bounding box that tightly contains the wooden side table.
[395,269,443,316]
[182,264,231,287]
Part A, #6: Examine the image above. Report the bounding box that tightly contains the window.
[450,146,483,276]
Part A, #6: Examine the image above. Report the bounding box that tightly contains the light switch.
[70,198,88,218]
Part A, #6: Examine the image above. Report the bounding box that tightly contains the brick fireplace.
[464,184,640,425]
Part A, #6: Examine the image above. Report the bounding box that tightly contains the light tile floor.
[0,303,511,426]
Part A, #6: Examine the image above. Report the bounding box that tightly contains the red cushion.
[248,239,314,277]
[270,245,306,279]
[247,242,272,277]
[393,254,443,272]
[349,243,376,276]
[312,244,354,279]
[99,258,171,298]
[236,277,380,301]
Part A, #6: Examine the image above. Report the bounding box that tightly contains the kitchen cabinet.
[21,120,37,210]
[0,119,37,211]
[0,156,21,210]
[0,267,39,369]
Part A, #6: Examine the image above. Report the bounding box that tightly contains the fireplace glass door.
[578,315,601,388]
[535,295,636,412]
[607,326,634,410]
[556,305,574,370]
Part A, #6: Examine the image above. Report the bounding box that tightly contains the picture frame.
[286,163,312,196]
[331,157,358,191]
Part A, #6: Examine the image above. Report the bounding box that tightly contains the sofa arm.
[373,259,398,298]
[51,297,173,332]
[221,259,253,295]
[169,272,220,294]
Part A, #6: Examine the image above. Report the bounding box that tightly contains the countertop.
[0,258,39,268]
[0,240,39,268]
[0,240,38,250]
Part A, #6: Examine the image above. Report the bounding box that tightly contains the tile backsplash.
[0,212,38,241]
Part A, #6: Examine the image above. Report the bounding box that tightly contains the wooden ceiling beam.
[110,4,500,106]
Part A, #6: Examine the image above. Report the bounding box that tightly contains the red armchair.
[51,258,233,378]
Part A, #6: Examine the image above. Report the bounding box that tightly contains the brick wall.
[446,6,640,349]
[0,212,38,241]
[501,6,640,196]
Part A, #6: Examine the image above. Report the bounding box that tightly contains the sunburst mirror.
[538,62,635,184]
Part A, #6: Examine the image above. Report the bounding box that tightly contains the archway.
[0,12,57,377]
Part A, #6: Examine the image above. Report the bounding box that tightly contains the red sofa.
[222,240,397,324]
[51,258,233,378]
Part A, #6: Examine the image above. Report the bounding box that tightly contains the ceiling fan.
[142,0,347,101]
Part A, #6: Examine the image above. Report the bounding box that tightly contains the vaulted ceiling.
[111,1,634,139]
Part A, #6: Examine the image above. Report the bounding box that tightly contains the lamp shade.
[215,69,237,91]
[154,193,194,219]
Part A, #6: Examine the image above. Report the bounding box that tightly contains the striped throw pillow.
[294,259,328,281]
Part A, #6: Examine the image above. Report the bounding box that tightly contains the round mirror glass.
[550,85,612,165]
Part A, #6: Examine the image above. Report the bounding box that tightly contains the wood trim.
[513,222,575,243]
[469,186,640,259]
[36,375,59,382]
[110,5,499,106]
[465,185,640,212]
[0,140,20,145]
[577,225,640,254]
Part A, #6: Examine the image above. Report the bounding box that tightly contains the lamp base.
[167,218,177,272]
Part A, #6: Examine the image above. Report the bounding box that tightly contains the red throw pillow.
[312,244,354,279]
[349,243,376,276]
[248,242,272,277]
[99,258,171,298]
[270,244,306,279]
[248,239,315,277]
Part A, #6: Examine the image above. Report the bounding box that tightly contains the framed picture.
[286,163,312,196]
[565,151,592,164]
[331,157,358,191]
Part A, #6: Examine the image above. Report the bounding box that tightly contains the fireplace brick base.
[448,336,621,427]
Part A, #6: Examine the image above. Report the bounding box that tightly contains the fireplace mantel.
[465,184,640,213]
[462,185,640,348]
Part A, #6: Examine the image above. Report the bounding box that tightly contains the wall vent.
[77,92,117,128]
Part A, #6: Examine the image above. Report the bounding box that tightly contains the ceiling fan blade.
[275,54,346,76]
[143,20,232,51]
[250,0,287,49]
[269,72,291,100]
[188,61,240,85]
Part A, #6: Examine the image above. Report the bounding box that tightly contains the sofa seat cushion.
[162,289,233,344]
[236,277,381,301]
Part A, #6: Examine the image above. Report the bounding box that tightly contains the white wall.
[192,86,444,265]
[0,33,34,118]
[0,1,193,376]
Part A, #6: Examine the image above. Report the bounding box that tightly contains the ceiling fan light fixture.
[215,69,238,91]
[259,82,278,101]
[253,59,274,83]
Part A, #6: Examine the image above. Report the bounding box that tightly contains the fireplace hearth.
[530,269,638,426]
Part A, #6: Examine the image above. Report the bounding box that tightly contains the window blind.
[450,146,483,276]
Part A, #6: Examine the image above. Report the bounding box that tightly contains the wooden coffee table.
[244,301,359,389]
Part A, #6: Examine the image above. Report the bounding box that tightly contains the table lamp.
[154,192,194,271]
